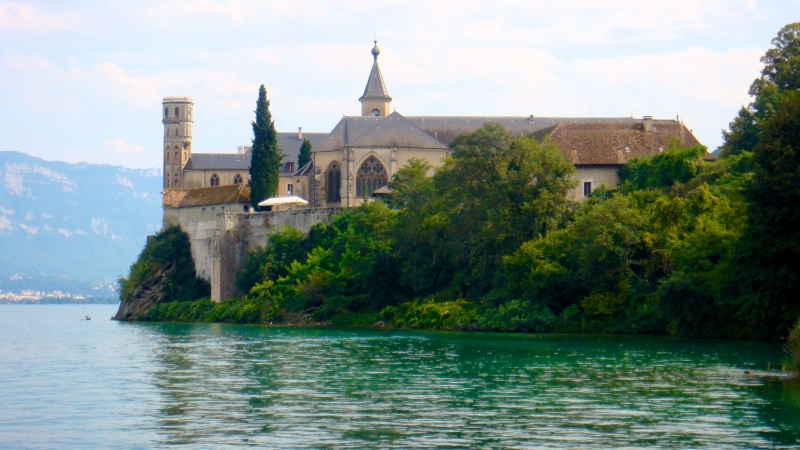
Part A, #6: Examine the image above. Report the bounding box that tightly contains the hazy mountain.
[0,151,162,298]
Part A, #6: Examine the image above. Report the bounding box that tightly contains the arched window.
[233,173,242,185]
[174,151,178,160]
[326,162,341,203]
[173,176,178,187]
[175,129,179,137]
[356,155,387,198]
[210,173,219,187]
[174,107,179,117]
[164,107,168,117]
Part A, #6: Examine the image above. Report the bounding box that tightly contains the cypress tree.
[249,84,282,209]
[298,138,312,169]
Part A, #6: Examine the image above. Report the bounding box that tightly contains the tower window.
[174,107,179,117]
[175,129,179,137]
[164,107,168,117]
[210,173,219,187]
[175,151,178,160]
[356,155,387,198]
[233,174,242,185]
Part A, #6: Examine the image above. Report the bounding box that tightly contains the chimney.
[298,127,303,140]
[643,115,654,132]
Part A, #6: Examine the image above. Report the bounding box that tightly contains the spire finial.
[371,40,380,61]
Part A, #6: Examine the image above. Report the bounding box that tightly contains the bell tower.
[359,41,392,117]
[162,97,193,189]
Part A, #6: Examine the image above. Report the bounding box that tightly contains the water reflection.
[132,325,800,448]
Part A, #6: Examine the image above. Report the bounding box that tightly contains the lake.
[1,304,798,448]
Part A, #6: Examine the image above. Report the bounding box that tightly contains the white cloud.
[75,229,87,236]
[24,211,33,221]
[0,3,80,34]
[90,217,108,236]
[107,139,145,155]
[0,206,14,215]
[40,212,52,219]
[57,228,71,237]
[0,216,12,231]
[19,223,38,235]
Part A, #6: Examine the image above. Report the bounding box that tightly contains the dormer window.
[286,162,294,172]
[371,108,380,117]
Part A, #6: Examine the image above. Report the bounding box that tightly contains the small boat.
[85,315,91,321]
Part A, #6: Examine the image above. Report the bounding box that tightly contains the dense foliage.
[298,138,312,169]
[118,225,209,303]
[249,84,282,209]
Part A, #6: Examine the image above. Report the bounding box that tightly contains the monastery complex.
[160,41,705,302]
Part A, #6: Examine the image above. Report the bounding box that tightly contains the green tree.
[298,138,312,169]
[729,90,800,338]
[249,84,282,208]
[719,23,800,157]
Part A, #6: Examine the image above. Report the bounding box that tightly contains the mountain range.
[0,151,162,301]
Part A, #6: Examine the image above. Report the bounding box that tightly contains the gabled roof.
[183,131,328,174]
[162,184,250,208]
[317,112,449,151]
[534,121,703,165]
[406,116,641,147]
[359,42,391,101]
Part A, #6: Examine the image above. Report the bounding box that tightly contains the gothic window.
[326,162,341,203]
[210,173,219,186]
[233,173,242,185]
[356,155,387,198]
[174,107,179,117]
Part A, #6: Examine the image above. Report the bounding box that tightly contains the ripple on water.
[1,307,799,448]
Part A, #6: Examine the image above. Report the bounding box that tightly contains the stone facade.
[171,209,339,302]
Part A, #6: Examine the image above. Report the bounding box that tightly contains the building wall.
[183,170,248,189]
[571,166,621,200]
[170,208,339,302]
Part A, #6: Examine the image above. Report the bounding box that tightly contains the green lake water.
[1,304,799,448]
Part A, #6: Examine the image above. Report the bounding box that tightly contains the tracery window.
[326,162,341,203]
[233,173,242,185]
[356,155,387,198]
[210,173,219,186]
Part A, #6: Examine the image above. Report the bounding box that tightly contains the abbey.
[162,41,702,211]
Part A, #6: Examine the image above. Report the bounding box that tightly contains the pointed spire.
[360,40,391,101]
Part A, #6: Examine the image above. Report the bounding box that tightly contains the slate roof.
[359,43,391,101]
[162,184,250,208]
[533,121,703,166]
[183,131,328,175]
[318,112,450,151]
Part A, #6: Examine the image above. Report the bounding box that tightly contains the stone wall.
[174,208,339,303]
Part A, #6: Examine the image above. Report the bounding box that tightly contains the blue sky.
[0,1,796,169]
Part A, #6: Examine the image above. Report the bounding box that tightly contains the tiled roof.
[406,116,641,147]
[360,60,391,101]
[534,121,703,165]
[162,184,250,208]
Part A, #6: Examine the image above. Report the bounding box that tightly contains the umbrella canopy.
[257,195,309,207]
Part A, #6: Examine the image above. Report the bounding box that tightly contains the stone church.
[161,41,702,213]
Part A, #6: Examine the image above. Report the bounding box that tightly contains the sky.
[0,1,796,169]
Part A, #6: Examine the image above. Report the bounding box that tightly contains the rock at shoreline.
[113,263,173,321]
